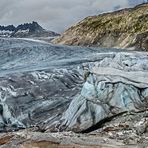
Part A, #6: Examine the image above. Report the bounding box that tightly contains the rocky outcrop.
[52,3,148,51]
[0,131,140,148]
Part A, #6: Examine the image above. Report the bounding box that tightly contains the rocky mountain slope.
[0,38,147,147]
[52,3,148,51]
[0,22,59,38]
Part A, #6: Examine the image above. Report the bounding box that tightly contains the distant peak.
[0,21,44,32]
[16,21,44,32]
[32,21,39,25]
[0,22,59,38]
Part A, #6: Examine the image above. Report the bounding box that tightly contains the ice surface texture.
[0,38,147,132]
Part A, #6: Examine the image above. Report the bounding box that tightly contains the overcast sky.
[0,0,142,32]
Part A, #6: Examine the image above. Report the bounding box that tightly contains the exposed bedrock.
[52,4,148,51]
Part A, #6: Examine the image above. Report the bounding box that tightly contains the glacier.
[0,37,147,132]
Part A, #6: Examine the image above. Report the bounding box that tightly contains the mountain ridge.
[52,3,148,51]
[0,21,59,38]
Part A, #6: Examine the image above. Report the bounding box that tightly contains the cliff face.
[52,3,148,51]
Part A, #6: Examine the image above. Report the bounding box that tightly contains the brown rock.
[52,4,148,51]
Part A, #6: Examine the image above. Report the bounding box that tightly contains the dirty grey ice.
[0,37,147,132]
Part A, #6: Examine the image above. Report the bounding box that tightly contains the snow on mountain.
[0,21,59,38]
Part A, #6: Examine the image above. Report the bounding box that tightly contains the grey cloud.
[0,0,136,32]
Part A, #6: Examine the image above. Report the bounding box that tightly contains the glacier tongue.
[59,52,148,132]
[0,37,147,132]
